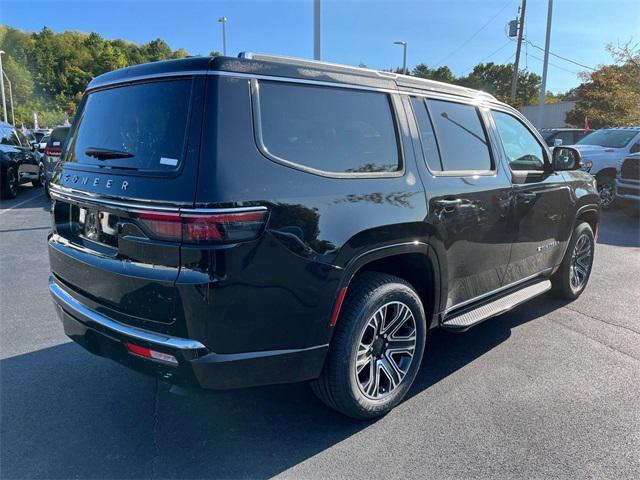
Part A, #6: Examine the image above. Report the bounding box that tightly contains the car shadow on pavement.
[596,209,640,248]
[0,294,565,479]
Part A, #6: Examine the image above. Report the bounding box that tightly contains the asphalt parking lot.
[1,184,639,479]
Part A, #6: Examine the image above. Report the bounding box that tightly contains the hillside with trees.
[0,25,192,126]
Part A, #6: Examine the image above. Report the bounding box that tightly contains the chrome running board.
[441,280,552,331]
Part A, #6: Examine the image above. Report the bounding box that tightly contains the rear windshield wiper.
[85,147,134,160]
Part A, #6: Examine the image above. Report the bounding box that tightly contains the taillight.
[135,209,268,244]
[44,146,62,157]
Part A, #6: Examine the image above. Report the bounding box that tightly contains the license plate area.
[76,205,120,248]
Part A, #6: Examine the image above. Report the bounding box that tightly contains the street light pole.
[313,0,321,60]
[218,17,228,56]
[3,72,14,126]
[0,51,7,123]
[537,0,553,128]
[394,41,407,74]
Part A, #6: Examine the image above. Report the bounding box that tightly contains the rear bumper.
[50,276,328,390]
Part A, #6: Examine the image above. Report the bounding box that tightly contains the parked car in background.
[48,55,599,419]
[38,134,50,152]
[0,122,44,199]
[31,128,52,143]
[43,126,70,196]
[573,127,640,208]
[540,128,589,147]
[615,152,640,217]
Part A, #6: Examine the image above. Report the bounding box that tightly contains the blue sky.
[2,0,639,92]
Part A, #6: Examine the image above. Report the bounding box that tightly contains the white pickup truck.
[572,127,640,208]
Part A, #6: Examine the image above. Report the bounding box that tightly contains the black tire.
[32,163,45,188]
[552,222,595,300]
[596,175,615,209]
[311,272,427,419]
[1,166,18,199]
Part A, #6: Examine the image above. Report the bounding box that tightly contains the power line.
[461,40,514,73]
[527,53,579,75]
[436,0,514,65]
[526,40,595,70]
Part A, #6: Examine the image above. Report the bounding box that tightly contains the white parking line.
[0,192,46,215]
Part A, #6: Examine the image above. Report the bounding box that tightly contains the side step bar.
[441,280,552,332]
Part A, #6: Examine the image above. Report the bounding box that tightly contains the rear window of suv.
[65,79,193,173]
[254,81,401,175]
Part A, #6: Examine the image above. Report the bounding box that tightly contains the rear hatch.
[49,74,206,335]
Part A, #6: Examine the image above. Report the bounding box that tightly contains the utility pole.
[510,0,527,100]
[313,0,321,60]
[537,0,553,128]
[394,41,407,74]
[0,51,7,123]
[3,71,14,126]
[218,17,228,56]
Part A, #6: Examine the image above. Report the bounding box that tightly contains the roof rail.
[238,51,396,79]
[236,51,496,101]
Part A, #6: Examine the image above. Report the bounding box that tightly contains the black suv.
[539,128,589,147]
[48,55,599,419]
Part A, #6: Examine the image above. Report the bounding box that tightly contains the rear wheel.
[1,167,18,199]
[311,272,426,419]
[552,222,595,300]
[32,163,45,188]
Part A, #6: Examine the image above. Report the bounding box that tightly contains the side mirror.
[552,146,582,171]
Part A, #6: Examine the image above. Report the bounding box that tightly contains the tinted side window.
[427,99,492,171]
[410,97,442,171]
[256,81,400,174]
[15,130,28,147]
[556,131,574,145]
[492,111,546,171]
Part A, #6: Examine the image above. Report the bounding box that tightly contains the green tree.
[566,42,640,128]
[411,64,455,83]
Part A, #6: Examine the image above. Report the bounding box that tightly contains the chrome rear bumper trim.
[49,277,207,351]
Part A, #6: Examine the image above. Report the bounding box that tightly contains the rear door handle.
[435,198,463,208]
[518,192,537,203]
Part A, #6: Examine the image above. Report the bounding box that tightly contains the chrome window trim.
[49,277,207,351]
[250,78,405,179]
[85,69,497,105]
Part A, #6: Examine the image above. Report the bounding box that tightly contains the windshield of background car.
[576,129,637,148]
[64,79,193,173]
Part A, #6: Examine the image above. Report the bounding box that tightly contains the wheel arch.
[335,242,443,329]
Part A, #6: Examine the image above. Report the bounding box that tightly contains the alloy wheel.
[597,182,614,208]
[355,301,417,400]
[570,233,593,291]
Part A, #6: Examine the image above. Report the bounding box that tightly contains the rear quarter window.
[65,79,193,174]
[254,80,401,176]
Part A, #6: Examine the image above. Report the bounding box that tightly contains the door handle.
[517,192,537,203]
[435,198,463,208]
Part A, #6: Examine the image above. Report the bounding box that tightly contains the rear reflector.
[125,343,178,366]
[136,209,267,244]
[329,287,348,326]
[44,147,62,157]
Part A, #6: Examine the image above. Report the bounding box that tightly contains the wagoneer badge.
[63,174,129,191]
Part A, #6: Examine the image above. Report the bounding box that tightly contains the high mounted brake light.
[135,210,268,244]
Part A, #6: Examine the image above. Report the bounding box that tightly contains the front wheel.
[552,222,595,300]
[311,272,427,419]
[596,175,615,209]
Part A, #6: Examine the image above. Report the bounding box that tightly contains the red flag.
[583,117,590,133]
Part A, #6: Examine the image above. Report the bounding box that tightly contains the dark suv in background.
[43,126,70,196]
[48,54,599,418]
[1,121,44,199]
[539,128,589,147]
